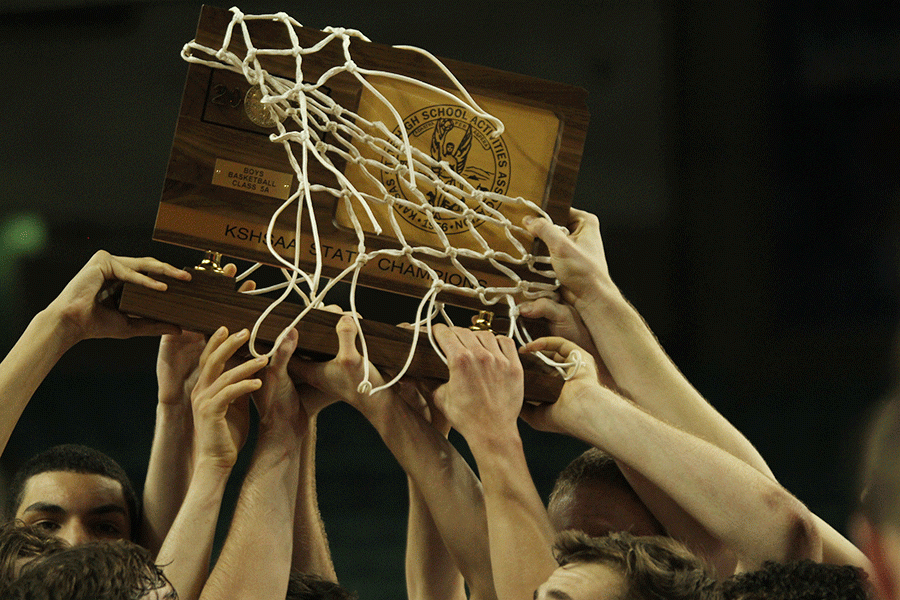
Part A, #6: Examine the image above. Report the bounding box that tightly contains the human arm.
[524,210,869,570]
[521,336,822,571]
[141,264,254,555]
[199,328,303,600]
[431,324,555,600]
[155,327,261,600]
[297,316,496,600]
[289,382,338,581]
[0,251,188,457]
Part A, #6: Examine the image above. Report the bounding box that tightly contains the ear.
[850,513,897,600]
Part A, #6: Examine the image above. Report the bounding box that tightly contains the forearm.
[292,415,337,581]
[200,424,301,600]
[406,477,467,600]
[141,403,194,555]
[361,399,496,600]
[466,431,556,600]
[0,307,78,455]
[575,282,773,477]
[567,392,820,567]
[156,459,231,600]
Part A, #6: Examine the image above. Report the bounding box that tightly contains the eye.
[92,522,122,538]
[33,520,61,533]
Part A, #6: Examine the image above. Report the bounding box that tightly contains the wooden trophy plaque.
[117,5,590,403]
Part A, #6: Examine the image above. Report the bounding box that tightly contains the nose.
[58,522,94,546]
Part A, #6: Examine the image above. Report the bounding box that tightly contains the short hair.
[3,539,177,600]
[4,444,139,539]
[553,530,715,600]
[548,448,665,534]
[717,560,872,600]
[0,522,67,588]
[858,397,900,527]
[286,572,357,600]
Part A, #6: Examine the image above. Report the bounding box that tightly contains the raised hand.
[430,325,523,441]
[523,208,612,307]
[518,336,607,436]
[254,328,303,432]
[191,327,266,471]
[47,250,191,345]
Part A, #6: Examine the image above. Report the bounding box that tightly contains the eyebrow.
[534,589,574,600]
[21,503,128,518]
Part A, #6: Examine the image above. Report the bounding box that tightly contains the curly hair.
[0,522,68,590]
[286,571,357,600]
[4,539,176,600]
[718,560,872,600]
[553,530,716,600]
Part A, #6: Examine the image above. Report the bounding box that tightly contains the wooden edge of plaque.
[116,271,563,404]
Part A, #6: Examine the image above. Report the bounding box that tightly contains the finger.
[496,334,519,363]
[269,328,299,372]
[432,324,466,357]
[222,263,238,277]
[522,215,567,252]
[517,298,569,322]
[238,280,256,292]
[198,355,268,405]
[207,378,264,412]
[520,336,578,360]
[334,315,361,362]
[472,328,501,353]
[111,254,192,283]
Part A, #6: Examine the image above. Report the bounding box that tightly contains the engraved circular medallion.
[381,104,511,236]
[244,85,278,128]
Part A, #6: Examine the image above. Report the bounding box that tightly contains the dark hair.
[4,539,176,600]
[553,530,715,600]
[5,444,139,540]
[0,522,68,589]
[286,572,357,600]
[858,397,900,527]
[548,448,665,535]
[717,560,872,600]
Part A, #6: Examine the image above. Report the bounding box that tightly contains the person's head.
[852,397,900,600]
[5,444,139,546]
[717,560,871,600]
[3,539,176,600]
[286,571,357,600]
[0,522,67,588]
[535,530,714,600]
[548,448,665,538]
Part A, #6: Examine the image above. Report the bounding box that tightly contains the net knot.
[315,141,328,153]
[357,380,373,394]
[345,59,359,73]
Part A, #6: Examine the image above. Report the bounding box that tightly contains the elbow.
[775,494,822,563]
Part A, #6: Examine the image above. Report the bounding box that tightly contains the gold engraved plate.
[211,159,294,201]
[244,85,278,128]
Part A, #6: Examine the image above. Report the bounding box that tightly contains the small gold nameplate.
[212,159,293,200]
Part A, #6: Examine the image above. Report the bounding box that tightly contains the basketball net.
[181,7,582,394]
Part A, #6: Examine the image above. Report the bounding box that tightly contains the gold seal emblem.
[244,85,278,128]
[381,105,511,235]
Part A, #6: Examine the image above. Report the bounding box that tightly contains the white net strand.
[181,7,581,389]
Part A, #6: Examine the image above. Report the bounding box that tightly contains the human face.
[14,471,131,545]
[549,480,664,538]
[535,561,626,600]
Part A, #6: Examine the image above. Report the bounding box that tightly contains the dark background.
[2,1,900,597]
